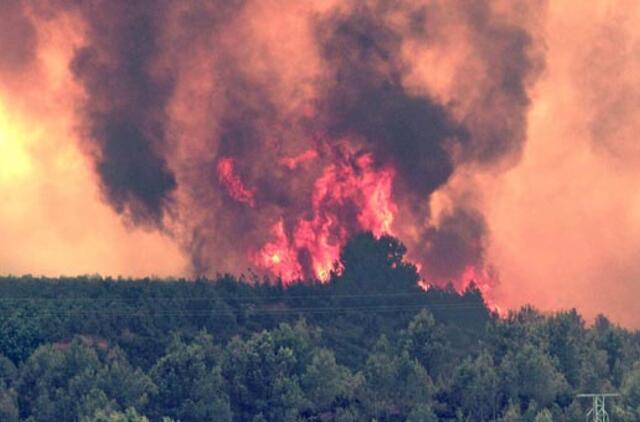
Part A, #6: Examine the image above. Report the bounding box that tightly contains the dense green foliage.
[0,232,638,421]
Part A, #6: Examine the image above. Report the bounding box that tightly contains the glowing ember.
[217,157,256,207]
[254,219,303,283]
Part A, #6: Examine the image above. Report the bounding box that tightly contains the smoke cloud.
[3,0,639,326]
[69,2,177,224]
[2,0,544,290]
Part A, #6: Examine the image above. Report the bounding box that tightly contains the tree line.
[0,232,638,421]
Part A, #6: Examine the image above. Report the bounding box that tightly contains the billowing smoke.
[69,2,177,224]
[3,0,545,293]
[313,1,543,288]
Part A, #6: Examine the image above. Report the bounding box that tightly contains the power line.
[0,302,487,318]
[0,290,469,301]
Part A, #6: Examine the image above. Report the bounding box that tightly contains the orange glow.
[255,219,303,282]
[0,10,186,278]
[254,148,397,282]
[476,0,640,327]
[1,1,640,329]
[0,99,33,182]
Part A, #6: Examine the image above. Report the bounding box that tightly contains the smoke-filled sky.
[1,0,639,327]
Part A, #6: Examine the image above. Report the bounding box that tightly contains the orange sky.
[480,1,640,326]
[0,12,187,278]
[0,1,639,326]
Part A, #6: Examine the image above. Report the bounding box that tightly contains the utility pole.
[577,393,620,422]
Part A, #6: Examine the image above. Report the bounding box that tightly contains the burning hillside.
[0,0,545,297]
[7,1,640,328]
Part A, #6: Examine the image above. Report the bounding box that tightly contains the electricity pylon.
[577,393,620,422]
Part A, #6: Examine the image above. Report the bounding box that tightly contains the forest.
[0,233,639,421]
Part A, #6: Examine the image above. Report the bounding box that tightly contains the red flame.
[254,148,397,283]
[217,157,256,207]
[249,145,499,301]
[254,219,304,281]
[279,149,318,170]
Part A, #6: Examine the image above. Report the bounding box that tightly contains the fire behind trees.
[0,233,638,421]
[0,0,546,299]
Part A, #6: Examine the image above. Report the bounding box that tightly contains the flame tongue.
[254,149,397,282]
[217,157,256,207]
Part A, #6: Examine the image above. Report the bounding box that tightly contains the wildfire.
[217,157,256,207]
[0,0,534,316]
[250,144,502,300]
[279,149,318,170]
[254,219,303,282]
[254,148,397,282]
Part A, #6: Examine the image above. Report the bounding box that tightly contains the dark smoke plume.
[317,3,466,203]
[70,2,176,224]
[52,0,544,285]
[420,208,489,282]
[314,1,543,286]
[457,0,545,165]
